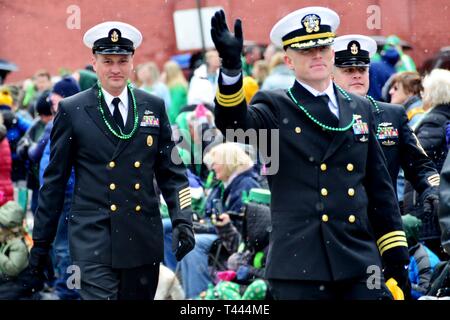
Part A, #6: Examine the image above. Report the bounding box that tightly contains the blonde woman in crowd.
[162,61,188,124]
[405,69,450,259]
[136,61,171,109]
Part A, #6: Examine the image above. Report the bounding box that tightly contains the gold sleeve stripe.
[180,200,192,210]
[216,88,245,107]
[179,189,191,198]
[216,93,245,107]
[429,180,440,187]
[216,95,245,107]
[217,87,244,100]
[180,202,191,210]
[379,241,408,256]
[378,236,408,251]
[179,194,191,203]
[179,187,190,196]
[282,32,336,46]
[376,231,406,246]
[427,174,440,186]
[180,198,191,207]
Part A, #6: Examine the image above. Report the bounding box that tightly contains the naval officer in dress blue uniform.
[20,21,195,300]
[210,7,409,299]
[332,34,439,217]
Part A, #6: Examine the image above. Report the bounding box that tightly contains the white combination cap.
[270,6,340,50]
[83,21,142,55]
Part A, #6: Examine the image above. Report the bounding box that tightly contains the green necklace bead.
[365,94,382,135]
[287,86,355,132]
[97,81,139,140]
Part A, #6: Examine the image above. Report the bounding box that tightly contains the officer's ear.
[284,52,294,70]
[91,55,98,73]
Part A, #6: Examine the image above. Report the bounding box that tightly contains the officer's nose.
[352,71,361,79]
[111,63,121,74]
[312,48,323,58]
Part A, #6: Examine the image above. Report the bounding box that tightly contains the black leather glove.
[422,186,439,216]
[210,10,243,71]
[16,244,53,297]
[384,264,411,300]
[172,222,195,261]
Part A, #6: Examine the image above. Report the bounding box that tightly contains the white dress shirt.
[101,86,129,125]
[296,79,339,119]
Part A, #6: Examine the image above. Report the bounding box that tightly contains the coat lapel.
[84,86,118,146]
[369,98,384,130]
[322,84,356,161]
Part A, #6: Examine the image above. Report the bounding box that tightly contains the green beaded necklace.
[365,94,383,135]
[287,84,355,132]
[97,80,139,140]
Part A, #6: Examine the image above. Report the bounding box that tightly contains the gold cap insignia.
[301,14,321,33]
[111,30,119,42]
[351,43,359,55]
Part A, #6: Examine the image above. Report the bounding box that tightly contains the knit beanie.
[0,88,13,107]
[52,76,80,98]
[35,90,53,116]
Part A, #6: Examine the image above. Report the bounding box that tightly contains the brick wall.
[0,0,448,83]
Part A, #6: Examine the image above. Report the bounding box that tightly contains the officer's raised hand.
[210,10,243,72]
[172,222,195,261]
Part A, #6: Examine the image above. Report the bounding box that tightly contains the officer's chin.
[348,85,366,96]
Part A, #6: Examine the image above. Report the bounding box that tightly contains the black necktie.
[317,94,338,127]
[112,97,124,130]
[318,94,329,106]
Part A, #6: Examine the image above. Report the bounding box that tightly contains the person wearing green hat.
[384,35,417,73]
[401,214,440,299]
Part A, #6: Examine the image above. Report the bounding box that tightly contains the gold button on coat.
[321,188,328,196]
[320,164,327,171]
[109,183,116,190]
[146,135,153,147]
[110,204,117,212]
[134,161,141,168]
[109,161,115,168]
[348,215,356,223]
[135,205,141,212]
[134,183,140,190]
[322,214,329,222]
[295,127,301,133]
[348,188,355,196]
[347,163,354,172]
